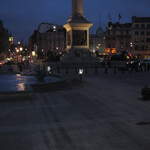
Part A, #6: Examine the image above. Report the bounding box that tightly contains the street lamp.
[47,66,52,74]
[20,47,23,51]
[16,49,19,53]
[79,68,84,81]
[32,51,36,57]
[16,48,19,62]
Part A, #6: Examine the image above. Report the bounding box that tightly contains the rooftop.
[132,16,150,23]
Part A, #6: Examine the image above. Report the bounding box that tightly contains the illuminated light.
[126,56,130,59]
[16,49,19,53]
[20,47,23,51]
[138,62,141,66]
[18,41,21,45]
[92,49,96,53]
[105,48,117,54]
[32,51,36,56]
[79,69,84,75]
[56,47,59,50]
[6,58,11,61]
[17,83,25,91]
[111,48,117,54]
[22,57,26,61]
[105,48,111,53]
[47,66,51,72]
[9,37,13,42]
[130,42,133,47]
[16,74,21,77]
[53,26,56,31]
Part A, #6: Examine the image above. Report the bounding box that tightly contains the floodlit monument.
[62,0,96,62]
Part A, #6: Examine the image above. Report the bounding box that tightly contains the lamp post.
[47,66,52,74]
[32,51,36,63]
[16,48,19,62]
[79,68,84,81]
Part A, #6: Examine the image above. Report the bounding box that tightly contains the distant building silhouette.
[89,27,105,54]
[105,16,150,58]
[0,20,10,58]
[132,16,150,57]
[105,22,132,53]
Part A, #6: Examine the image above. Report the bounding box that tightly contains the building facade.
[89,27,105,54]
[131,16,150,57]
[29,23,66,59]
[105,22,132,54]
[105,17,150,58]
[0,20,10,58]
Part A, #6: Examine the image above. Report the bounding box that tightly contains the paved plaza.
[0,72,150,150]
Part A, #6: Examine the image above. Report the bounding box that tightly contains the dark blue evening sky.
[0,0,149,42]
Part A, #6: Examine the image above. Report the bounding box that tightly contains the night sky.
[0,0,149,42]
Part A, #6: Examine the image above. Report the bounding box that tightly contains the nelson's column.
[62,0,94,62]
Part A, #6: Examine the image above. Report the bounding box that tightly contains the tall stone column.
[62,0,95,62]
[72,0,84,17]
[64,0,93,50]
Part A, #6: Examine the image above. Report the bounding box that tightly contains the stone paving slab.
[0,73,150,150]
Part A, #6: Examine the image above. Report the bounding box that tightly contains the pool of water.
[0,74,61,92]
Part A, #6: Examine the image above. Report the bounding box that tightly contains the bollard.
[114,66,117,74]
[65,68,69,74]
[141,85,150,100]
[57,67,60,74]
[104,66,108,74]
[95,66,98,74]
[79,69,84,81]
[85,68,87,74]
[75,67,78,74]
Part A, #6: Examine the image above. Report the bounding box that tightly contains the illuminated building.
[61,0,97,63]
[28,23,66,59]
[105,22,132,54]
[105,17,150,58]
[9,37,14,44]
[89,27,105,54]
[132,16,150,58]
[64,0,93,51]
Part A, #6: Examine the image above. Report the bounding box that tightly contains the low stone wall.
[0,92,33,102]
[31,77,83,92]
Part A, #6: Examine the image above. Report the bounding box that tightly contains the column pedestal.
[61,0,97,63]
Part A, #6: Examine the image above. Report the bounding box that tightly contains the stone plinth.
[62,0,96,63]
